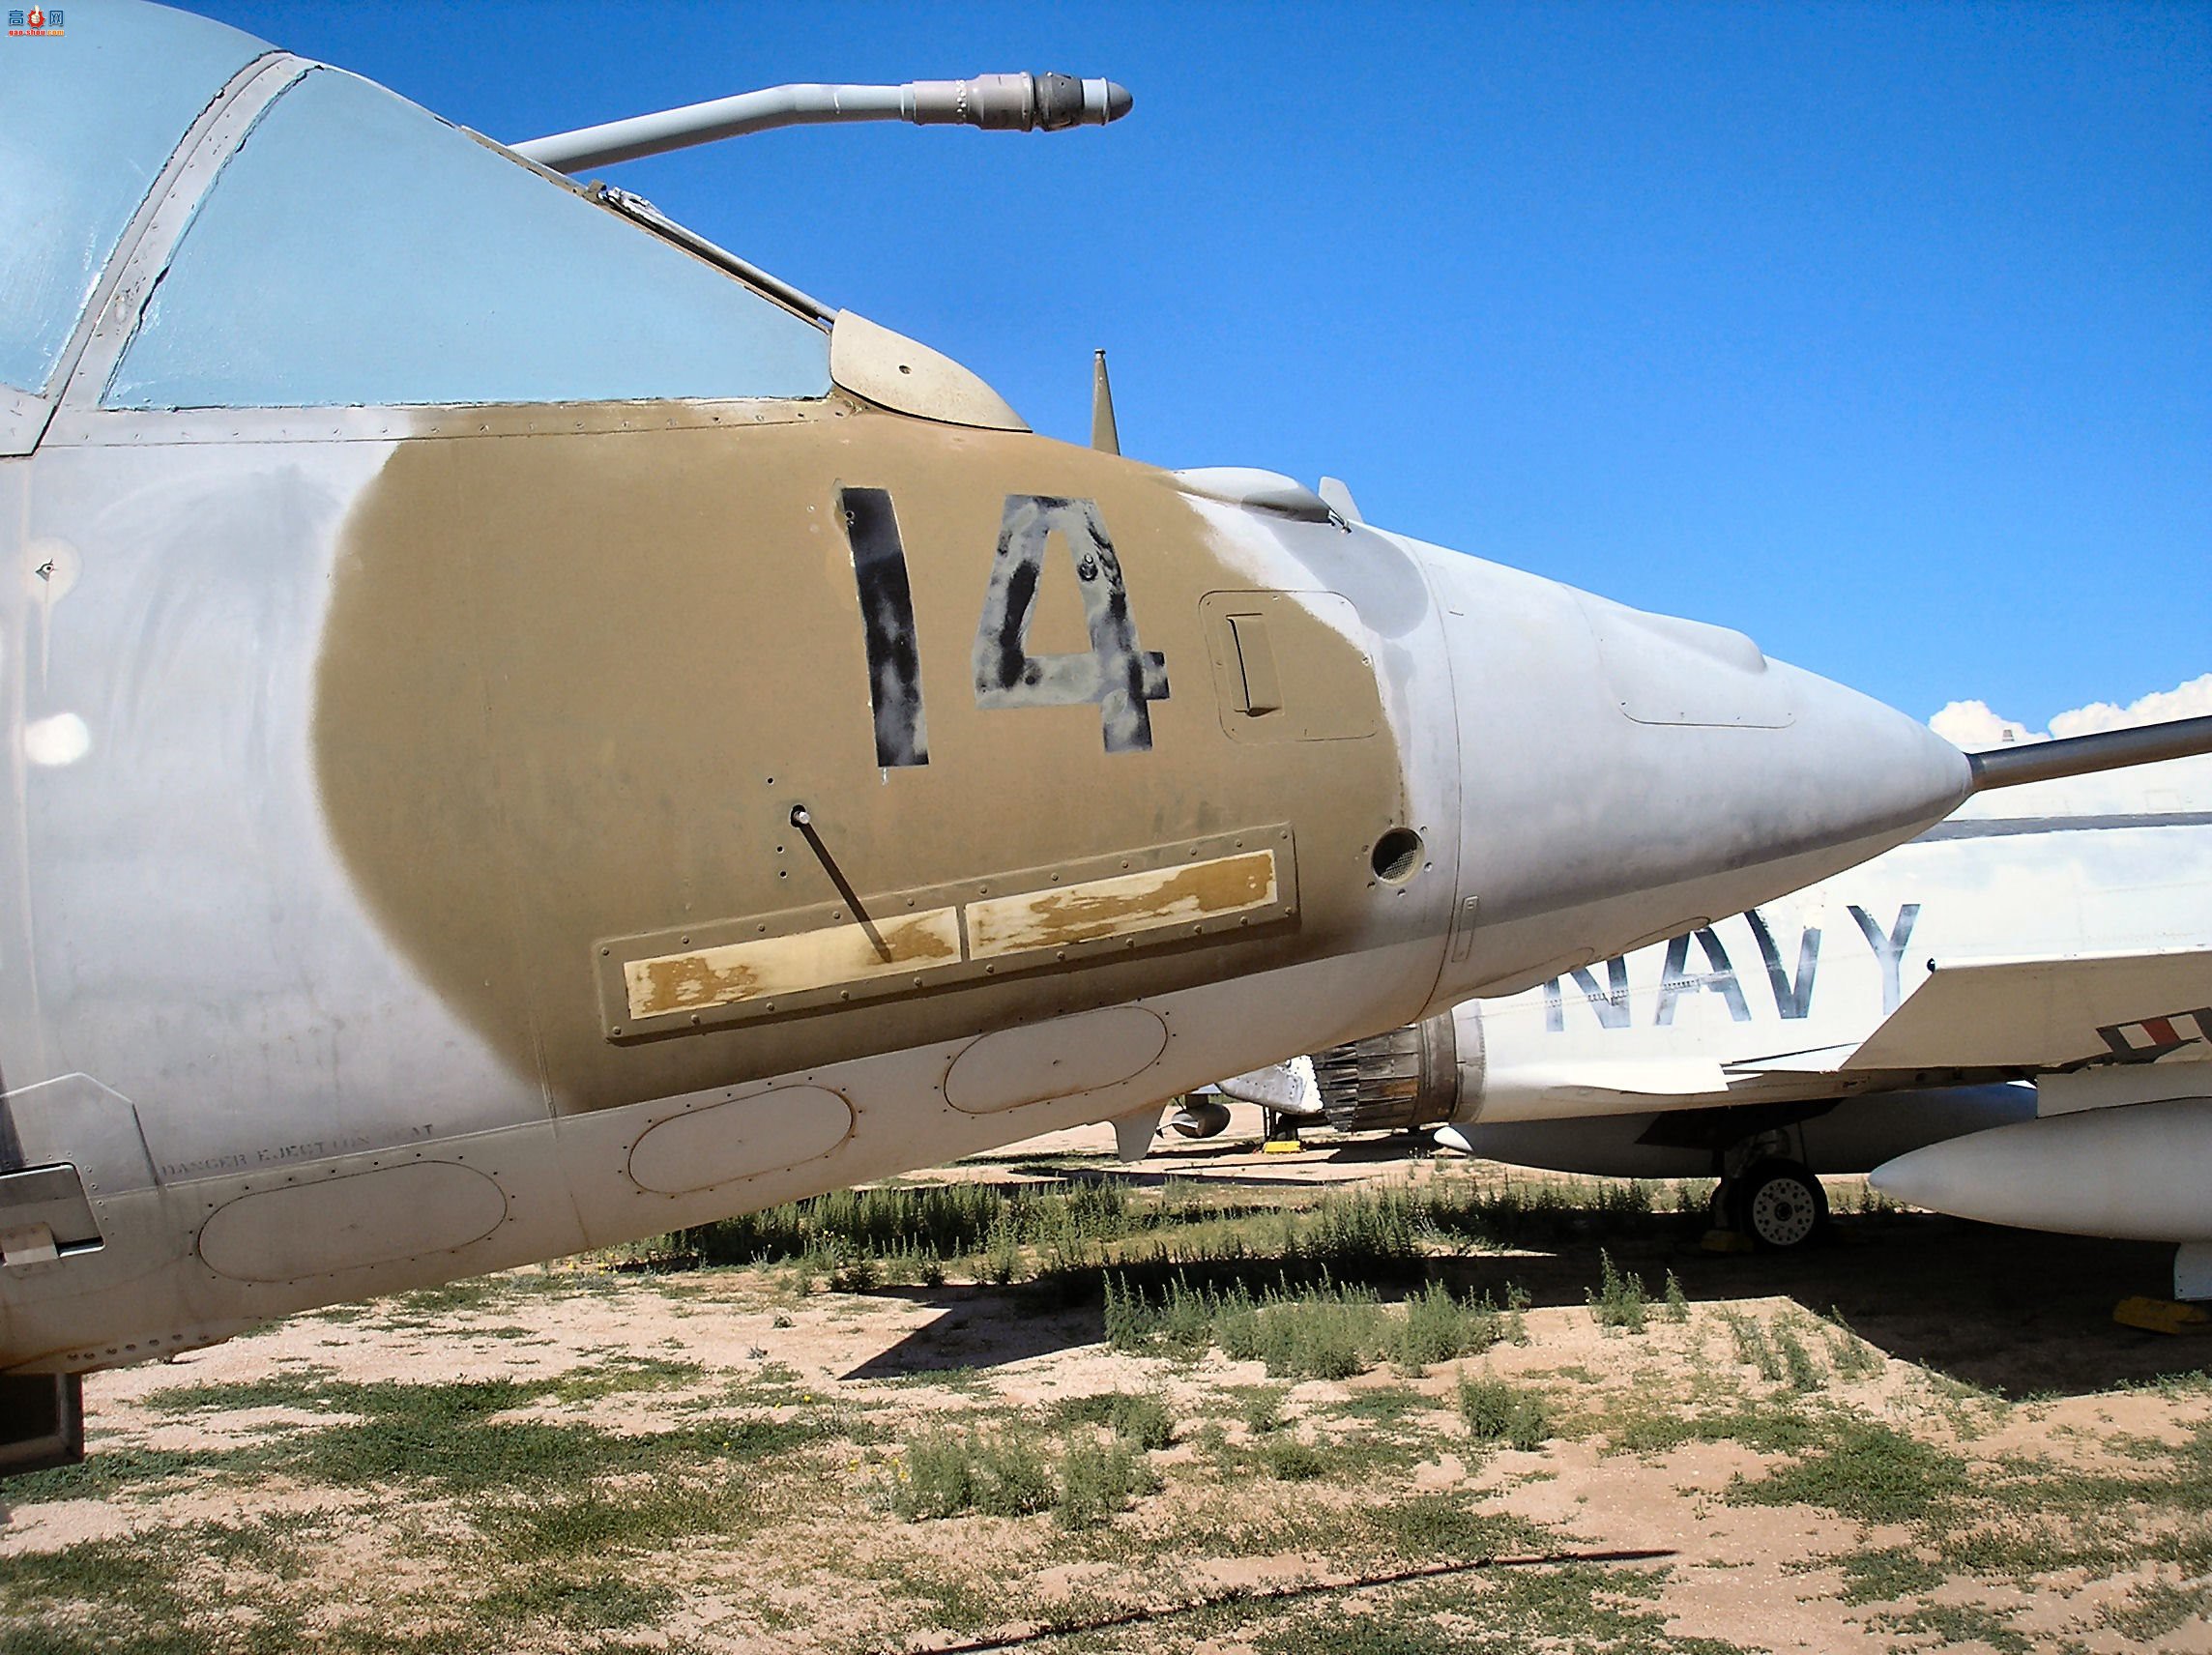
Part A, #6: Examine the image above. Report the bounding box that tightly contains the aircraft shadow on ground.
[845,1215,2203,1398]
[842,1286,1103,1379]
[1446,1216,2206,1400]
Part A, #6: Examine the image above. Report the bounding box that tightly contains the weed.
[978,1214,1023,1286]
[1820,1308,1885,1380]
[1772,1322,1825,1392]
[894,1429,977,1520]
[1729,1418,1971,1525]
[1108,1270,1504,1380]
[1054,1435,1159,1527]
[1240,1386,1286,1436]
[1586,1250,1648,1333]
[1262,1438,1327,1481]
[1718,1307,1783,1380]
[892,1427,1053,1520]
[1391,1279,1502,1372]
[1872,1603,2031,1654]
[1663,1270,1690,1321]
[1052,1390,1174,1450]
[1457,1374,1550,1451]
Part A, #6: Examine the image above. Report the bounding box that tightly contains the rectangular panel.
[968,850,1280,960]
[595,825,1298,1041]
[0,1164,101,1250]
[624,908,961,1022]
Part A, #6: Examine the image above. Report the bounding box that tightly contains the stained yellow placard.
[625,908,962,1020]
[966,850,1278,960]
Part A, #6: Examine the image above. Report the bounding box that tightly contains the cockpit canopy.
[3,0,832,413]
[0,0,266,396]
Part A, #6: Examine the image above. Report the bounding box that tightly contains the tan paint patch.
[314,413,1408,1109]
[967,850,1278,960]
[625,908,960,1020]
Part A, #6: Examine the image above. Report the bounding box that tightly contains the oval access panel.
[198,1162,507,1284]
[944,1007,1170,1115]
[627,1085,854,1194]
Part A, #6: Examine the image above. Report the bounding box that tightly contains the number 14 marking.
[838,488,1170,765]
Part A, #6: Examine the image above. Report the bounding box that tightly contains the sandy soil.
[4,1127,2208,1654]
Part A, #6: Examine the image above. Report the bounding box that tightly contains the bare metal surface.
[516,74,1133,172]
[1966,714,2212,792]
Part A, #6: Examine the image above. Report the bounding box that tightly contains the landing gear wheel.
[1732,1160,1827,1251]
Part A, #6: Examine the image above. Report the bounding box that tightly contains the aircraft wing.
[1834,947,2212,1073]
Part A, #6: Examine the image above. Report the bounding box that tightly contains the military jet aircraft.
[0,0,2122,1469]
[1300,719,2212,1308]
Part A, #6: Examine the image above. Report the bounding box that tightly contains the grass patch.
[891,1426,1054,1520]
[1457,1374,1550,1451]
[2102,1575,2212,1640]
[1260,1438,1328,1481]
[1105,1270,1503,1379]
[1050,1389,1175,1450]
[1872,1602,2032,1654]
[637,1167,1685,1292]
[1608,1400,1816,1456]
[1728,1417,1971,1525]
[1362,1495,1546,1558]
[1054,1435,1160,1527]
[1830,1543,1948,1606]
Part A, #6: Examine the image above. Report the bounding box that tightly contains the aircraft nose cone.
[1404,539,1974,1004]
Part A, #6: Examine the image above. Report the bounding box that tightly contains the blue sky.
[177,1,2207,728]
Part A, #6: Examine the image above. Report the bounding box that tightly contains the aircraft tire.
[1732,1160,1828,1251]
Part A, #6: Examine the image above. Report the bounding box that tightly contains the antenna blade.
[1318,477,1362,523]
[1091,349,1121,455]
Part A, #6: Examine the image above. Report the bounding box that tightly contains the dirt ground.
[3,1126,2208,1655]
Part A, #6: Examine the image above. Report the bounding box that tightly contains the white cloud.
[1932,674,2212,814]
[1932,674,2212,747]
